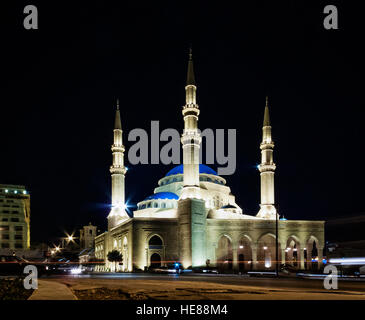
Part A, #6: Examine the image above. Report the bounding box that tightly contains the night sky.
[2,1,363,244]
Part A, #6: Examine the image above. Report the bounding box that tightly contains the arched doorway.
[306,236,319,271]
[285,236,300,269]
[122,236,128,271]
[237,236,252,272]
[257,234,281,271]
[216,235,233,272]
[150,253,161,267]
[147,235,164,268]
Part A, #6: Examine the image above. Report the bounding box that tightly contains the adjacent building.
[79,222,97,249]
[95,52,325,272]
[0,184,30,250]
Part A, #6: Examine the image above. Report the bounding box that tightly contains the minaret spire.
[257,97,277,219]
[180,48,201,199]
[114,99,122,130]
[186,47,196,86]
[263,96,270,126]
[108,99,129,228]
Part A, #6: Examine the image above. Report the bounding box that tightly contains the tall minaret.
[257,97,277,219]
[178,49,206,269]
[107,99,129,229]
[180,48,202,199]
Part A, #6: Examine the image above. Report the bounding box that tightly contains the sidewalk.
[28,279,77,300]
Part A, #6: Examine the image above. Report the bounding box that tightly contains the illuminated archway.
[237,235,252,272]
[306,236,320,270]
[257,233,281,270]
[146,234,165,267]
[216,235,233,272]
[122,236,128,271]
[285,236,300,269]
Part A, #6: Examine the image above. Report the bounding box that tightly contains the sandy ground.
[55,278,365,300]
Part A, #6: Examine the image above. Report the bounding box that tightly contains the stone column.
[251,246,258,270]
[317,247,324,270]
[232,247,238,273]
[299,249,305,270]
[280,243,286,265]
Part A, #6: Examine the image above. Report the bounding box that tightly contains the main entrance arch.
[146,234,165,268]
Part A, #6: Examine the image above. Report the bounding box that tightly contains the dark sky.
[2,1,364,244]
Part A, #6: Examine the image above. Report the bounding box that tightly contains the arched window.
[153,202,158,208]
[149,235,163,250]
[161,203,166,208]
[149,235,163,246]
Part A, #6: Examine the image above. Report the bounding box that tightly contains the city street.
[37,273,365,300]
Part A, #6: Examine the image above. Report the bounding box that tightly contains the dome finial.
[189,46,193,61]
[266,96,269,107]
[116,98,119,110]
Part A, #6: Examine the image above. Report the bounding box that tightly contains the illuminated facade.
[95,53,325,272]
[0,185,30,250]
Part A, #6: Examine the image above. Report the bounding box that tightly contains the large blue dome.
[143,192,179,201]
[165,164,217,177]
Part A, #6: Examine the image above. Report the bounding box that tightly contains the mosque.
[94,52,325,273]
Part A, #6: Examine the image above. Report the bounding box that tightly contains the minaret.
[180,48,202,199]
[107,99,129,229]
[178,49,206,269]
[257,97,277,219]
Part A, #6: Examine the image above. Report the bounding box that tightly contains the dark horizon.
[2,2,364,245]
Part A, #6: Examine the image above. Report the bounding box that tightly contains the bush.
[0,277,34,300]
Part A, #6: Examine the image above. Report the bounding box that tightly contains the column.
[299,249,305,270]
[280,243,286,265]
[232,247,238,273]
[317,247,323,270]
[251,246,258,270]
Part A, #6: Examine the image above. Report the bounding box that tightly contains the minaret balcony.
[111,145,125,153]
[258,163,276,172]
[182,105,200,116]
[181,133,201,145]
[110,166,127,175]
[260,142,274,150]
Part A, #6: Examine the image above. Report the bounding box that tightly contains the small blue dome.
[221,204,237,209]
[165,164,217,177]
[144,192,179,201]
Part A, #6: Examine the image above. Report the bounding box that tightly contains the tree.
[107,250,123,272]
